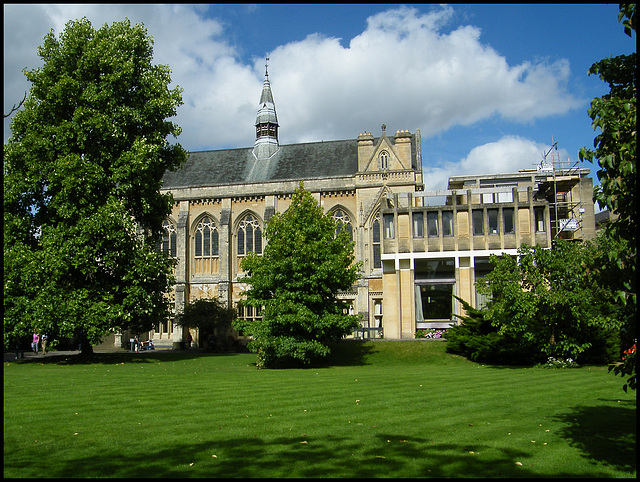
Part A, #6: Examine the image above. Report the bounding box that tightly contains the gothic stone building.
[151,69,596,348]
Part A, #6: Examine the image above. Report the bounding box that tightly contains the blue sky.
[3,4,635,197]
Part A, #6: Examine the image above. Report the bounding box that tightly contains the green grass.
[4,341,636,478]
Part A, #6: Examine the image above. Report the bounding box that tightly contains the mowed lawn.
[3,341,636,478]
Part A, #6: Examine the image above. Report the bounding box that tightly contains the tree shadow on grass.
[13,350,246,366]
[248,340,378,370]
[553,402,636,472]
[9,340,376,368]
[316,340,377,368]
[4,431,622,478]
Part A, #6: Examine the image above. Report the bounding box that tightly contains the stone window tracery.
[379,150,389,170]
[332,208,353,241]
[158,220,177,257]
[195,216,219,257]
[237,214,262,255]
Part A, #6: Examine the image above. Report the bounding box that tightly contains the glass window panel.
[473,209,484,235]
[442,211,453,236]
[535,207,545,232]
[237,229,244,255]
[212,229,219,256]
[427,212,438,237]
[488,209,499,234]
[383,214,394,239]
[417,284,454,320]
[373,220,380,243]
[203,228,210,256]
[255,226,262,254]
[373,245,381,269]
[474,257,493,309]
[195,231,202,257]
[415,259,455,280]
[162,232,169,255]
[413,212,424,238]
[503,208,514,234]
[246,224,253,253]
[170,232,177,257]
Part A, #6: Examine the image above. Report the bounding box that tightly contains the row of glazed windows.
[414,257,495,323]
[157,209,361,263]
[381,207,546,239]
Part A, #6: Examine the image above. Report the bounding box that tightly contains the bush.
[445,296,542,365]
[233,184,361,368]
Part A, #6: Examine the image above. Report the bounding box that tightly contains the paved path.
[4,347,175,363]
[4,349,81,362]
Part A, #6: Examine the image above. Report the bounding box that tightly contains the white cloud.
[424,136,564,191]
[268,5,580,146]
[4,3,582,171]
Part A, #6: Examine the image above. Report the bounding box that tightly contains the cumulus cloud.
[4,3,582,179]
[269,5,580,146]
[423,136,567,191]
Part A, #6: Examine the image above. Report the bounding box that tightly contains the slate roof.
[162,139,359,189]
[162,134,419,190]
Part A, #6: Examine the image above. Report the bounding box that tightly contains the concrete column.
[382,260,400,339]
[399,258,415,339]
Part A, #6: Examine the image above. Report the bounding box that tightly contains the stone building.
[148,67,595,347]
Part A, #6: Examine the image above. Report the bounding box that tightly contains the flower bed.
[539,356,578,369]
[415,328,447,339]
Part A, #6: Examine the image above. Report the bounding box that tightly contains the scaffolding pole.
[539,139,585,241]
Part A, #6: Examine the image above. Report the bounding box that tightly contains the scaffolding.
[536,141,587,241]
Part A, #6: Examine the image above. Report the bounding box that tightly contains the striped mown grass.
[3,341,636,478]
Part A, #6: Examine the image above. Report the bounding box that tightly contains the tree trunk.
[79,332,94,356]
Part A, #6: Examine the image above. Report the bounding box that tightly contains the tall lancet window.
[157,220,177,257]
[379,150,389,170]
[195,216,219,257]
[372,213,382,269]
[237,214,263,256]
[193,216,220,275]
[332,209,353,242]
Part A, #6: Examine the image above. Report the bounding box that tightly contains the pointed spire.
[254,57,279,159]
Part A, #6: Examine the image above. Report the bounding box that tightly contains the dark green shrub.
[446,296,542,365]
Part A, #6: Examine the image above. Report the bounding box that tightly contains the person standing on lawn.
[41,334,48,355]
[32,333,39,353]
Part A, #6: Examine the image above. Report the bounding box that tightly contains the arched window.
[158,220,177,257]
[379,150,389,170]
[237,214,262,255]
[372,213,382,269]
[332,209,353,241]
[195,216,219,258]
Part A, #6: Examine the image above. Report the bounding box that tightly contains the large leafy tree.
[3,18,187,353]
[476,240,620,363]
[579,4,636,390]
[234,183,362,368]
